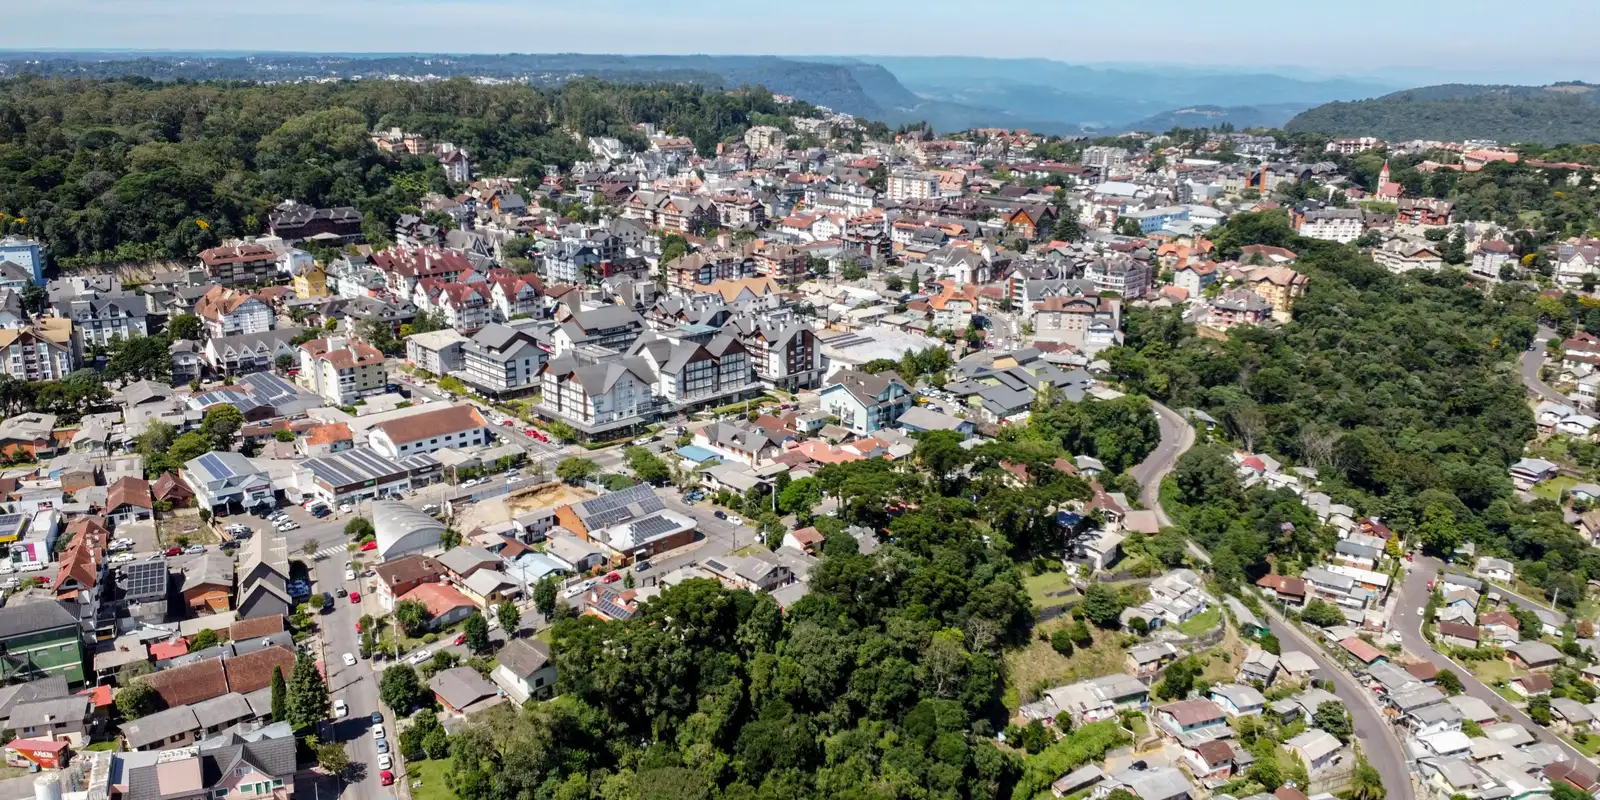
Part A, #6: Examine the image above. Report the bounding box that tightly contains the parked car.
[333,699,348,718]
[409,650,431,665]
[338,504,353,514]
[602,571,621,584]
[380,771,394,787]
[345,568,355,581]
[349,592,360,603]
[371,712,383,725]
[634,559,652,573]
[336,587,348,598]
[453,633,466,646]
[342,653,356,667]
[163,546,182,557]
[372,724,386,740]
[713,510,727,520]
[375,739,389,755]
[377,753,392,770]
[110,553,135,565]
[726,515,743,525]
[360,541,378,552]
[183,545,205,555]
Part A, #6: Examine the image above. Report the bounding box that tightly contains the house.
[693,421,785,467]
[1337,636,1388,666]
[1183,739,1235,781]
[236,533,290,621]
[1286,729,1344,773]
[194,286,274,339]
[183,451,274,515]
[52,290,149,350]
[1209,684,1266,717]
[1437,621,1481,649]
[896,406,976,438]
[1095,766,1191,800]
[1511,674,1555,697]
[1508,641,1563,671]
[9,694,90,746]
[492,638,557,702]
[181,553,235,614]
[820,369,914,436]
[153,472,195,508]
[430,666,505,715]
[1021,674,1149,725]
[1155,698,1228,742]
[554,483,697,560]
[1127,642,1182,677]
[1474,557,1514,583]
[1510,457,1559,490]
[461,322,547,396]
[1075,530,1126,572]
[1239,646,1280,685]
[105,476,154,527]
[1254,574,1308,607]
[372,554,446,612]
[396,583,477,629]
[124,733,297,800]
[140,646,296,709]
[370,405,488,458]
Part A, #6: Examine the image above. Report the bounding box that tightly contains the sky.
[3,0,1597,83]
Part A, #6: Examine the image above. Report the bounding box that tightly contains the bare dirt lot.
[506,482,597,515]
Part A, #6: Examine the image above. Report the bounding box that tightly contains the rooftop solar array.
[237,372,302,405]
[196,453,233,480]
[304,446,410,489]
[828,333,871,349]
[122,560,169,599]
[628,514,679,540]
[578,483,664,529]
[705,558,729,573]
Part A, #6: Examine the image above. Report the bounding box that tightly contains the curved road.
[1523,326,1566,403]
[1137,407,1415,800]
[1131,401,1196,525]
[1394,557,1591,768]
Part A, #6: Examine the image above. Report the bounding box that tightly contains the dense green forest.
[1286,82,1600,144]
[1109,211,1600,602]
[0,76,822,265]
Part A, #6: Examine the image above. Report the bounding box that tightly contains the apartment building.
[198,242,280,287]
[0,323,73,382]
[52,291,148,350]
[537,355,659,436]
[630,332,757,411]
[1086,256,1153,299]
[405,329,468,376]
[753,244,806,285]
[297,337,386,406]
[194,286,274,338]
[462,322,548,395]
[887,169,939,203]
[820,369,914,435]
[725,317,825,390]
[1294,207,1364,243]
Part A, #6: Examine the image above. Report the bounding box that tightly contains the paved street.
[1130,401,1195,526]
[1393,556,1591,767]
[315,553,387,800]
[1522,326,1566,403]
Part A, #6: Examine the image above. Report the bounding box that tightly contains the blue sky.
[4,0,1596,82]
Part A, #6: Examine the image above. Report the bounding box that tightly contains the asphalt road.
[1522,326,1566,403]
[1130,401,1196,526]
[315,553,387,800]
[1262,606,1415,800]
[1393,556,1591,767]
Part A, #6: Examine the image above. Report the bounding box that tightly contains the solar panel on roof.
[197,453,229,480]
[629,515,678,541]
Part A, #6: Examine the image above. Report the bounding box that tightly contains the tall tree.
[286,652,331,731]
[269,666,286,722]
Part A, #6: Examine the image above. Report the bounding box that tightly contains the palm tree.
[1349,759,1385,800]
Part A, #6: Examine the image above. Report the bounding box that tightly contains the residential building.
[198,242,280,287]
[431,666,504,715]
[1086,256,1153,299]
[554,483,696,560]
[630,332,758,411]
[820,369,914,435]
[397,583,476,628]
[1239,266,1309,319]
[1294,208,1363,243]
[0,599,86,684]
[537,355,659,437]
[373,554,446,611]
[1208,290,1274,328]
[51,291,148,350]
[1472,240,1515,281]
[182,452,274,515]
[0,324,73,382]
[0,237,45,285]
[290,258,329,299]
[105,476,154,527]
[406,328,469,377]
[1286,729,1344,773]
[297,337,386,406]
[724,317,825,391]
[203,329,303,376]
[236,534,290,621]
[370,405,489,458]
[887,168,940,203]
[461,322,547,395]
[269,200,363,244]
[493,638,557,701]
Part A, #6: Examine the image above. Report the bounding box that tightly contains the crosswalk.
[309,544,348,561]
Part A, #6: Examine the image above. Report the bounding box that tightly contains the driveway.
[1130,401,1195,526]
[1394,556,1591,766]
[1522,326,1566,403]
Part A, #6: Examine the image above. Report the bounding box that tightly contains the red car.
[380,771,394,787]
[349,592,361,603]
[602,571,621,584]
[355,621,363,634]
[500,419,513,426]
[361,541,378,552]
[454,634,466,646]
[163,546,182,557]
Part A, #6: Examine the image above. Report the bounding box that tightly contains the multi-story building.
[198,242,280,287]
[713,196,767,228]
[52,291,148,350]
[0,599,86,683]
[549,306,648,356]
[0,323,73,382]
[725,317,825,391]
[753,244,806,285]
[927,280,981,331]
[537,354,659,437]
[268,200,363,245]
[1207,290,1274,328]
[1238,266,1309,319]
[1324,137,1381,155]
[462,322,548,395]
[370,405,489,458]
[630,332,757,411]
[1033,295,1112,348]
[1123,205,1190,234]
[1294,207,1364,244]
[370,246,475,300]
[621,191,717,234]
[1081,146,1130,173]
[290,257,329,299]
[544,238,610,286]
[887,169,940,203]
[1471,240,1515,282]
[182,451,274,515]
[666,248,752,291]
[194,286,274,339]
[405,329,468,376]
[438,144,471,183]
[1397,198,1454,228]
[743,125,786,151]
[202,328,303,376]
[488,272,542,321]
[297,337,386,406]
[1086,256,1153,299]
[432,283,493,334]
[821,370,913,435]
[0,237,46,286]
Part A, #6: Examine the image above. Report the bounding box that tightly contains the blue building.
[1124,206,1190,234]
[0,237,46,286]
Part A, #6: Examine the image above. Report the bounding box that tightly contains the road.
[1135,409,1413,800]
[1522,326,1566,403]
[317,551,386,800]
[1130,401,1196,526]
[1393,556,1592,768]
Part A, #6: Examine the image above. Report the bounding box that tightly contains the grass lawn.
[1565,734,1600,756]
[404,759,457,800]
[83,742,119,751]
[1467,657,1516,684]
[1533,475,1577,503]
[1004,622,1127,712]
[1198,620,1247,686]
[1176,607,1222,637]
[1025,571,1077,609]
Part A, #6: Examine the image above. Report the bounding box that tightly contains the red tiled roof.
[107,476,152,512]
[399,582,476,619]
[373,406,486,446]
[1338,636,1386,664]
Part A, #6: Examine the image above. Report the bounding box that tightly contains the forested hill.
[0,76,849,266]
[1285,82,1600,143]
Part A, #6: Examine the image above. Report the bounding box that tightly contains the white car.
[338,504,353,514]
[463,478,480,488]
[342,652,357,667]
[333,699,348,718]
[409,650,431,665]
[277,522,299,532]
[377,753,392,770]
[726,515,743,525]
[563,579,595,599]
[372,724,386,740]
[345,568,355,581]
[110,553,136,564]
[1417,607,1426,616]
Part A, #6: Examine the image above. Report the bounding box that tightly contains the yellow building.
[291,258,329,299]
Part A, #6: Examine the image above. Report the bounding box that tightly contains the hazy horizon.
[5,0,1598,87]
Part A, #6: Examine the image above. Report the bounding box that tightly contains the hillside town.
[3,95,1600,800]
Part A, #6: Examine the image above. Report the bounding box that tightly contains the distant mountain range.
[1286,82,1600,143]
[0,50,1401,135]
